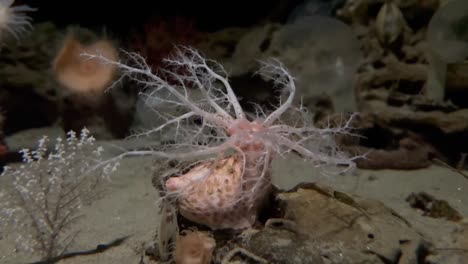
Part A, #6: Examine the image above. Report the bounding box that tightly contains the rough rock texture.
[425,222,468,264]
[219,20,361,114]
[202,181,453,263]
[235,184,431,264]
[336,0,468,168]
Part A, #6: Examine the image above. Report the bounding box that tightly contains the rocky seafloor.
[0,126,467,264]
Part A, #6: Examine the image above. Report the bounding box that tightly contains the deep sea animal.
[0,0,36,41]
[53,33,119,98]
[86,46,361,230]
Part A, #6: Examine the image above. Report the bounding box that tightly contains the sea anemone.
[0,0,36,41]
[87,46,361,230]
[53,33,119,98]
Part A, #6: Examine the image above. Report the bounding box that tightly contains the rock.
[225,23,280,76]
[361,100,468,134]
[195,27,248,62]
[248,228,334,264]
[425,222,468,263]
[241,184,430,263]
[224,16,362,113]
[287,0,346,22]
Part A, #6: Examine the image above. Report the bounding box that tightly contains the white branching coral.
[0,0,36,41]
[0,128,119,261]
[84,46,362,230]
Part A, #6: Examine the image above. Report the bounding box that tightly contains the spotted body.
[166,154,271,230]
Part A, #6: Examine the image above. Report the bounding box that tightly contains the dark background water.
[20,0,293,32]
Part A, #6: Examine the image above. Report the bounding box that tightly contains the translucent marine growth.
[0,128,118,261]
[84,46,360,229]
[0,0,36,41]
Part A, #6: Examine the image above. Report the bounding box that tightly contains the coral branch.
[0,128,117,261]
[257,59,296,126]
